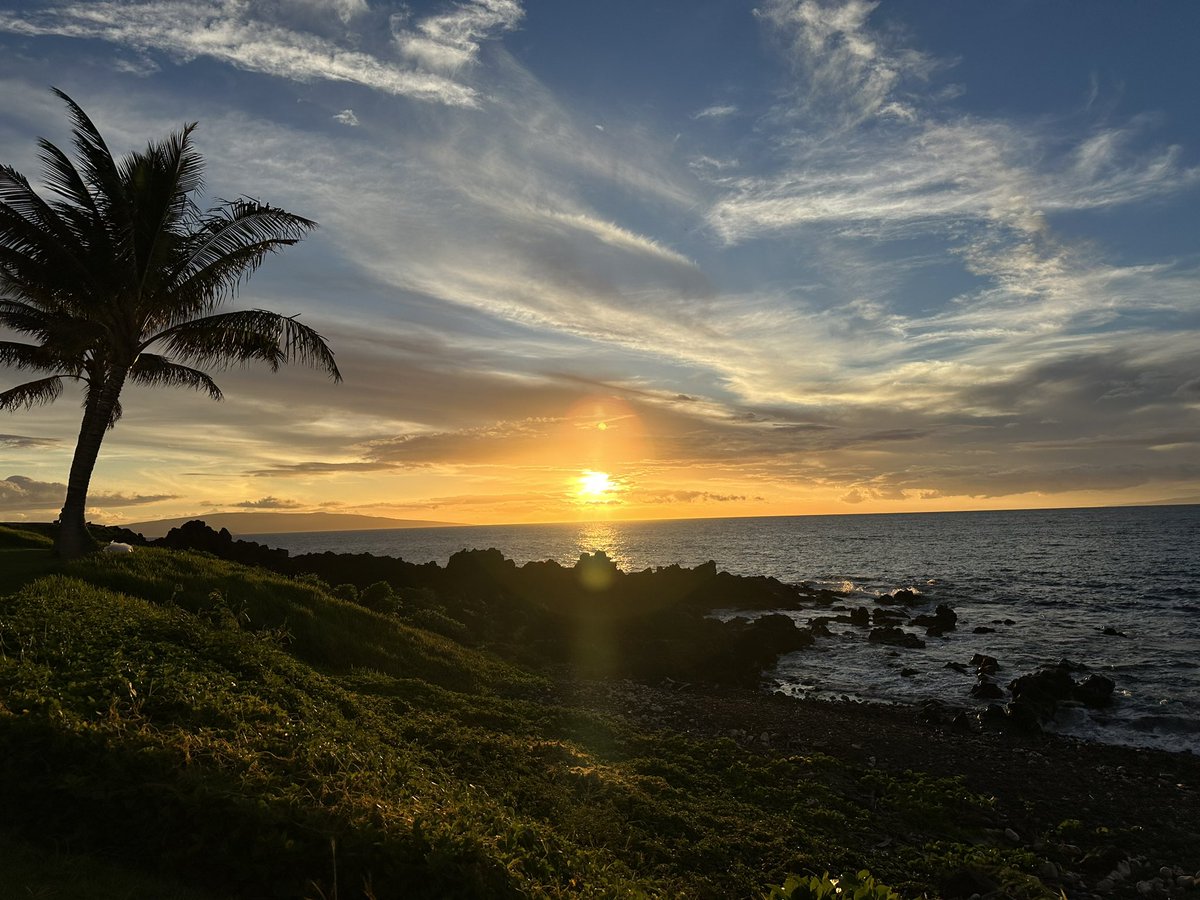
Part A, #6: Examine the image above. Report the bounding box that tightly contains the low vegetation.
[0,525,1173,897]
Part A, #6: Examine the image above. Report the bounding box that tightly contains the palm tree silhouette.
[1,90,340,557]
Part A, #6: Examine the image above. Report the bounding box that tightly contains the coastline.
[557,677,1200,899]
[3,521,1199,897]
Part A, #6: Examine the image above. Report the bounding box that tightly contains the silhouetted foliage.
[0,90,340,557]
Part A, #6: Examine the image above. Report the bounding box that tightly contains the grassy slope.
[0,529,1056,899]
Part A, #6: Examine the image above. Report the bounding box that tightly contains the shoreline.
[557,677,1200,898]
[3,522,1199,897]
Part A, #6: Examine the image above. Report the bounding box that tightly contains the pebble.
[1118,860,1132,878]
[1135,880,1153,895]
[1004,827,1020,842]
[1178,875,1195,888]
[1095,878,1115,891]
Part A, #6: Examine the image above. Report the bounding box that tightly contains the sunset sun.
[578,470,615,500]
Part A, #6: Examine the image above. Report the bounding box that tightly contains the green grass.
[0,548,1066,898]
[0,832,222,900]
[0,525,59,594]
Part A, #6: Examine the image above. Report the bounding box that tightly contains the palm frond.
[0,375,64,410]
[151,308,341,382]
[37,137,101,218]
[0,340,56,371]
[157,200,316,322]
[130,353,223,400]
[122,123,204,305]
[0,299,53,333]
[52,88,127,221]
[0,164,85,266]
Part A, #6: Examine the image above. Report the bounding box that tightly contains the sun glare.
[578,470,614,498]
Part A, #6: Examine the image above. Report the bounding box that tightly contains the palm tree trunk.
[55,370,127,558]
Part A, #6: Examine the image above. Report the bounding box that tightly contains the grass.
[0,831,222,900]
[0,529,1072,898]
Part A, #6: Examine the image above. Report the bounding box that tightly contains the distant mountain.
[124,512,463,539]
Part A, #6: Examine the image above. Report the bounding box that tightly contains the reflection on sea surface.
[572,521,634,572]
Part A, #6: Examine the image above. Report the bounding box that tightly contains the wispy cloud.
[1,433,59,449]
[692,104,738,121]
[331,108,358,126]
[392,0,523,73]
[0,475,175,510]
[0,1,483,107]
[755,0,936,128]
[232,496,303,509]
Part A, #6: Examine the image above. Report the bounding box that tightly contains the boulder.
[1075,674,1116,708]
[1007,662,1115,722]
[912,603,958,632]
[872,607,908,625]
[849,606,870,627]
[970,676,1005,700]
[867,626,925,649]
[971,653,1000,675]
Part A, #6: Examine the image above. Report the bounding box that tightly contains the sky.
[1,0,1199,527]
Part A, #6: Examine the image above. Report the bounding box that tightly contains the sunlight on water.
[573,520,633,571]
[250,505,1200,753]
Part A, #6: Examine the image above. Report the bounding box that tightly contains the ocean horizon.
[247,504,1200,754]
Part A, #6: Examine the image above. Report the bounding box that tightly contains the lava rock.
[912,603,958,632]
[1075,674,1116,708]
[872,607,908,625]
[867,626,925,649]
[970,676,1005,700]
[971,653,1000,675]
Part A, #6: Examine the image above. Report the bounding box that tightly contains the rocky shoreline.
[556,677,1200,900]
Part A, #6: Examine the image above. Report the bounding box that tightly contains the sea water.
[248,505,1200,754]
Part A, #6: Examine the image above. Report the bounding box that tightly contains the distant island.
[123,511,463,539]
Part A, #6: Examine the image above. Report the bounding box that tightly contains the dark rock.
[978,703,1010,731]
[912,603,958,632]
[900,667,919,677]
[867,626,925,649]
[972,626,995,634]
[1007,661,1115,723]
[1004,699,1042,733]
[1075,674,1116,708]
[883,588,921,606]
[940,867,1000,898]
[1101,626,1128,637]
[971,653,1000,675]
[944,661,969,673]
[849,606,870,627]
[155,519,289,568]
[970,676,1005,700]
[872,607,908,625]
[808,616,834,637]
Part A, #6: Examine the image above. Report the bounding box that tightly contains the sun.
[578,470,615,498]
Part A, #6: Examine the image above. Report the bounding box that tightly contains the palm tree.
[0,90,340,558]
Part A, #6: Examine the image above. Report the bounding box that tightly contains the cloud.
[0,1,482,107]
[0,475,176,510]
[755,0,936,127]
[246,461,397,477]
[633,489,760,504]
[692,104,738,121]
[232,496,303,509]
[0,434,59,449]
[392,0,523,73]
[332,108,358,126]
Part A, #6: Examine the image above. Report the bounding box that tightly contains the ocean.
[247,504,1200,754]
